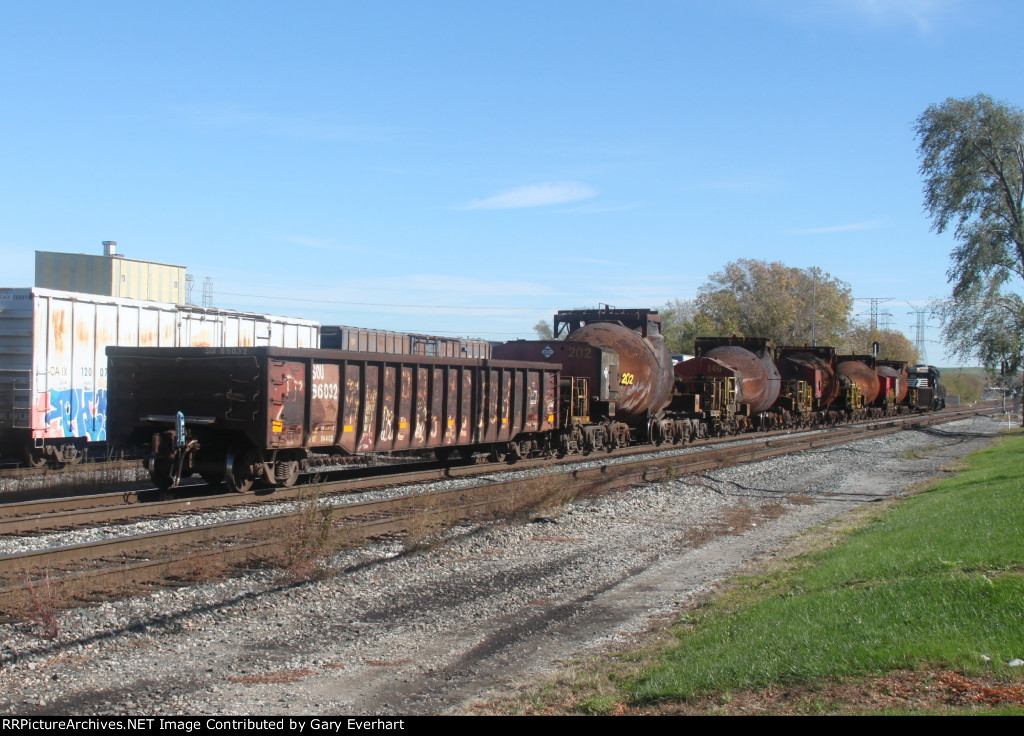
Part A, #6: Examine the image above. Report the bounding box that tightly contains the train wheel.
[276,460,300,488]
[224,445,258,493]
[149,457,175,491]
[489,445,508,463]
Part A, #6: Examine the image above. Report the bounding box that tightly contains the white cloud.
[839,0,958,33]
[565,202,642,214]
[770,0,961,34]
[457,182,597,210]
[789,219,887,235]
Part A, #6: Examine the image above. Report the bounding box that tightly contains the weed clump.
[22,571,64,640]
[275,486,339,582]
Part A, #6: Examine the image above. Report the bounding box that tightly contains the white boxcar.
[0,287,319,465]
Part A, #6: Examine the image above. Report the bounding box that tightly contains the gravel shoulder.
[0,415,1002,715]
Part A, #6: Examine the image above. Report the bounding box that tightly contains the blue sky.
[2,0,1020,364]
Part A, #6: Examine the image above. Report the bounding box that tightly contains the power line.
[214,291,548,311]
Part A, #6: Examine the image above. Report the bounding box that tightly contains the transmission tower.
[861,298,894,332]
[185,274,195,306]
[202,277,214,308]
[879,309,894,332]
[909,309,929,363]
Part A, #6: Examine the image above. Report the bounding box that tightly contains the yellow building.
[34,242,187,305]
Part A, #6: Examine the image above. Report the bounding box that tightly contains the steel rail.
[0,405,987,533]
[0,405,994,611]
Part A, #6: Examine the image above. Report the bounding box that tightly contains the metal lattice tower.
[185,274,195,305]
[202,277,214,308]
[879,309,894,332]
[909,309,929,363]
[856,297,894,332]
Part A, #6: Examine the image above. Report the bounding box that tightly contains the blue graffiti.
[44,388,108,442]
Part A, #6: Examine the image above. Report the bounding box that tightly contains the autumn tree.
[841,325,921,364]
[915,94,1024,375]
[532,319,553,340]
[693,259,853,346]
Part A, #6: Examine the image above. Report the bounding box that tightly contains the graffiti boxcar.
[0,287,319,465]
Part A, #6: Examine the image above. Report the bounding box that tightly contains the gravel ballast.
[0,415,1003,715]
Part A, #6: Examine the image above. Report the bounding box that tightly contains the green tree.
[915,94,1024,374]
[934,289,1024,373]
[659,298,713,355]
[694,259,853,346]
[941,371,985,403]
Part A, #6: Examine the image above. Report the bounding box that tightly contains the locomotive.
[106,307,943,491]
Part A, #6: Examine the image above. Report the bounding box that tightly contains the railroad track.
[2,402,997,521]
[0,406,994,617]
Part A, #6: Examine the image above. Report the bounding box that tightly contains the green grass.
[621,430,1024,705]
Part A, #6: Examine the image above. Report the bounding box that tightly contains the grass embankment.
[532,430,1024,715]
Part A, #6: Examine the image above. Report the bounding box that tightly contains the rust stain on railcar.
[267,360,305,448]
[51,308,67,353]
[397,366,412,447]
[526,373,540,431]
[445,369,459,444]
[341,363,360,453]
[460,370,473,444]
[499,369,510,438]
[414,367,429,446]
[512,371,524,436]
[379,366,396,446]
[357,366,379,452]
[310,362,340,446]
[429,368,443,444]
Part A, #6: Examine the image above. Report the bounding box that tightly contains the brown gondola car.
[107,346,559,491]
[319,325,492,359]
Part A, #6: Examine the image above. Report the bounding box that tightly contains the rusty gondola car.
[319,325,492,358]
[107,346,559,491]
